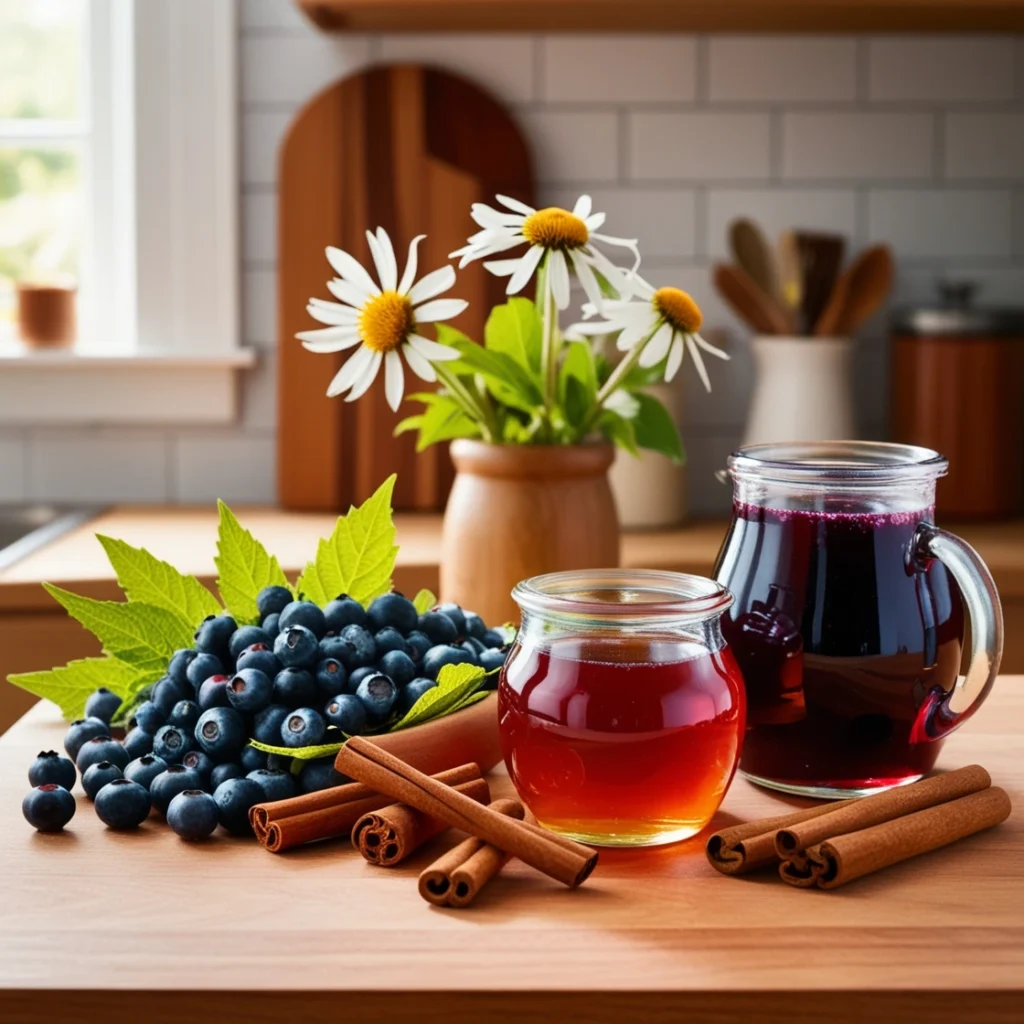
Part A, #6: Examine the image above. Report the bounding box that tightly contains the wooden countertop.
[1,684,1021,1022]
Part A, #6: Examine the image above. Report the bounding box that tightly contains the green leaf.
[248,739,345,761]
[394,414,424,436]
[9,656,157,723]
[295,474,399,608]
[448,687,493,714]
[449,339,542,414]
[391,662,487,730]
[560,340,598,401]
[598,409,639,457]
[96,535,222,627]
[412,589,437,614]
[214,501,291,624]
[632,391,685,464]
[42,584,194,672]
[413,394,481,451]
[484,297,542,373]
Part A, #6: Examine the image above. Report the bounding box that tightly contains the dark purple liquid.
[715,503,964,792]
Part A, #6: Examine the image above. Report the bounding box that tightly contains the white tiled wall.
[3,12,1022,514]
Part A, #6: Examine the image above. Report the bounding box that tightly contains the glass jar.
[498,570,745,848]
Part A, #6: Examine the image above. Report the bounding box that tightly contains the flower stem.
[435,363,496,443]
[538,256,559,439]
[582,322,662,434]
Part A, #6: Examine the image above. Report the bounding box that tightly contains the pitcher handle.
[912,524,1003,740]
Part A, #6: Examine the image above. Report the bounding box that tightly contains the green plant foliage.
[214,500,291,624]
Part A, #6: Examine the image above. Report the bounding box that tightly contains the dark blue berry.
[236,643,280,678]
[253,704,290,745]
[130,700,165,734]
[152,676,188,715]
[168,699,200,733]
[23,784,75,832]
[195,707,247,759]
[213,777,264,835]
[240,745,268,773]
[181,750,215,787]
[373,627,408,657]
[482,628,507,649]
[398,677,437,715]
[417,611,458,646]
[193,613,238,661]
[152,724,192,764]
[247,768,296,802]
[262,612,281,636]
[422,644,477,679]
[279,600,327,639]
[323,693,367,734]
[229,625,272,660]
[84,687,122,724]
[150,765,203,815]
[197,675,231,711]
[28,750,76,790]
[378,650,416,687]
[458,641,480,665]
[186,653,224,692]
[314,658,348,700]
[463,636,488,656]
[367,592,418,634]
[95,778,151,829]
[257,585,293,618]
[167,789,219,841]
[435,602,466,637]
[210,762,244,790]
[479,648,508,672]
[340,625,376,668]
[82,760,123,800]
[63,717,109,761]
[274,624,320,669]
[122,727,154,760]
[226,668,273,714]
[280,708,326,748]
[76,737,129,775]
[123,754,168,791]
[463,611,487,639]
[266,753,291,772]
[319,635,355,670]
[347,665,376,694]
[404,630,433,663]
[355,672,398,723]
[168,648,198,687]
[323,595,368,632]
[298,757,346,794]
[272,667,317,707]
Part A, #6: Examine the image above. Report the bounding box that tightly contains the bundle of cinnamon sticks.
[706,765,1010,889]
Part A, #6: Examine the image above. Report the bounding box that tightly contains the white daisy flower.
[571,278,729,392]
[298,228,466,412]
[449,194,640,311]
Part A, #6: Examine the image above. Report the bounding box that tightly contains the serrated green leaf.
[97,535,222,627]
[631,391,685,463]
[448,340,542,414]
[9,656,157,723]
[214,500,291,624]
[248,739,345,761]
[295,475,399,608]
[412,589,437,614]
[391,661,487,730]
[43,585,194,672]
[448,688,492,714]
[484,297,542,373]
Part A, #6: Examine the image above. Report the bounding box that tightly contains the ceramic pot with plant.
[297,196,730,622]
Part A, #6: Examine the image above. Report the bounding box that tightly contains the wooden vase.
[441,440,620,626]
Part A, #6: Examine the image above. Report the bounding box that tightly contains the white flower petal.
[326,279,369,309]
[481,257,524,277]
[326,246,380,296]
[414,297,468,323]
[397,234,426,295]
[299,329,362,353]
[384,349,405,411]
[665,337,684,382]
[403,342,438,382]
[592,232,642,273]
[687,334,712,392]
[471,204,524,229]
[307,301,361,327]
[617,318,657,351]
[605,388,641,420]
[408,333,461,361]
[693,332,731,361]
[366,228,398,292]
[583,247,634,299]
[572,194,592,220]
[584,212,607,231]
[626,274,656,299]
[639,323,674,368]
[570,249,604,310]
[326,344,374,397]
[408,265,456,305]
[566,319,615,337]
[345,350,383,402]
[496,194,536,216]
[549,250,571,310]
[505,245,544,295]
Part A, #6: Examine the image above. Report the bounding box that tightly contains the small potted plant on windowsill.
[297,195,729,624]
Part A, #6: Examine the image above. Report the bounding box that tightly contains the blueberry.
[373,627,408,657]
[181,750,215,787]
[195,707,247,759]
[479,648,507,672]
[398,677,437,715]
[355,672,398,723]
[482,628,507,649]
[122,727,154,760]
[22,784,76,832]
[314,658,348,700]
[150,765,203,815]
[422,644,477,679]
[213,777,264,835]
[378,650,416,687]
[274,625,320,669]
[404,630,433,663]
[247,768,296,802]
[228,625,272,660]
[197,675,231,711]
[63,717,109,761]
[298,757,347,794]
[367,592,418,634]
[340,625,376,668]
[323,693,367,735]
[152,724,193,764]
[82,760,124,800]
[226,668,273,714]
[167,789,219,841]
[463,636,488,656]
[323,595,368,632]
[76,737,129,775]
[95,778,151,829]
[193,613,238,661]
[417,611,458,646]
[458,641,480,665]
[266,753,291,772]
[152,676,189,715]
[186,653,224,692]
[123,754,168,791]
[130,700,166,734]
[168,699,200,733]
[272,667,317,708]
[280,708,326,748]
[28,750,76,790]
[347,665,376,694]
[463,612,487,639]
[210,762,244,790]
[261,612,280,637]
[257,585,293,619]
[84,687,122,724]
[236,644,280,678]
[435,602,466,637]
[319,635,355,670]
[279,600,327,640]
[240,745,269,773]
[253,704,290,745]
[168,648,198,687]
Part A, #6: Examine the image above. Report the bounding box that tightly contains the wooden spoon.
[795,231,845,335]
[713,263,792,335]
[814,245,894,337]
[776,230,803,332]
[729,218,780,307]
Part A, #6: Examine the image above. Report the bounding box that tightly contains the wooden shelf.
[297,0,1024,33]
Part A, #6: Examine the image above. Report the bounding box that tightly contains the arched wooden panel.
[278,65,535,511]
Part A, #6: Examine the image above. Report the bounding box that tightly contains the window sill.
[0,348,259,425]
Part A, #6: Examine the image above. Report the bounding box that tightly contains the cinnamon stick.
[418,799,526,908]
[336,735,598,887]
[788,786,1011,889]
[352,777,492,866]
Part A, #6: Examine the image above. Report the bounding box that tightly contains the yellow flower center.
[653,287,702,334]
[358,291,414,353]
[521,208,590,250]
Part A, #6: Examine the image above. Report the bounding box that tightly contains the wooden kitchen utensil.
[729,218,780,308]
[815,245,893,336]
[278,65,535,511]
[795,231,845,335]
[713,263,791,335]
[776,230,803,332]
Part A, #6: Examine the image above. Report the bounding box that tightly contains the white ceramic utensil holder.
[742,336,856,446]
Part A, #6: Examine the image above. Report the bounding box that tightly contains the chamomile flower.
[571,277,729,392]
[449,194,640,311]
[298,229,466,412]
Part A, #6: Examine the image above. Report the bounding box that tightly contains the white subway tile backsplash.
[868,36,1016,102]
[241,111,292,187]
[945,114,1024,180]
[242,353,278,431]
[173,434,276,504]
[242,269,277,349]
[782,112,934,180]
[1015,192,1024,256]
[242,193,277,264]
[708,36,858,103]
[682,431,742,517]
[239,0,309,31]
[629,112,772,181]
[29,436,169,503]
[516,110,619,183]
[542,36,696,103]
[895,265,1024,306]
[868,189,1014,259]
[240,35,373,106]
[0,437,26,503]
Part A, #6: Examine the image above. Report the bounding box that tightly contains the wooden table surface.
[1,683,1022,1023]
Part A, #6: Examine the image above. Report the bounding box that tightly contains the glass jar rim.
[512,569,733,626]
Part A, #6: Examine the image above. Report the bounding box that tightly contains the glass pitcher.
[714,441,1003,798]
